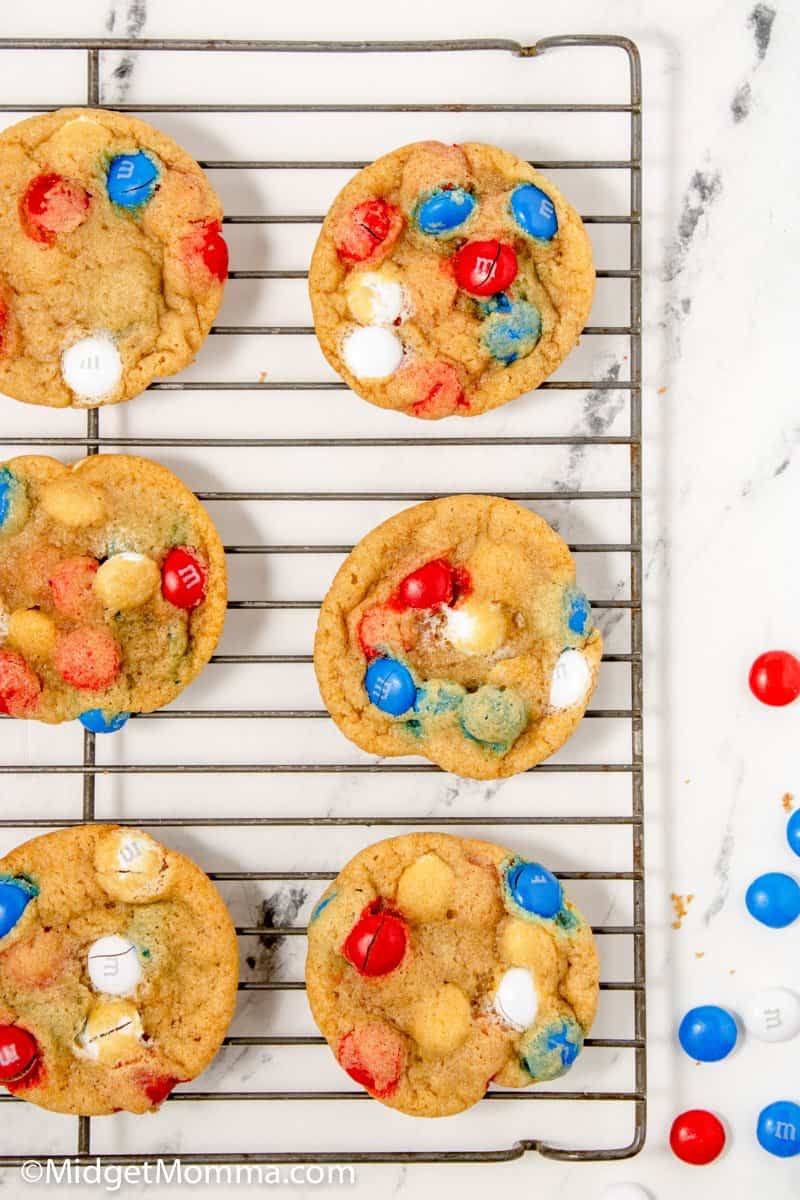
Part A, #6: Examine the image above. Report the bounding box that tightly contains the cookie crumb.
[695,951,705,958]
[782,792,794,813]
[671,892,695,929]
[657,386,667,395]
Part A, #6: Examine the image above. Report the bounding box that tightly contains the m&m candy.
[452,240,518,297]
[549,649,591,710]
[94,552,160,611]
[61,334,123,403]
[0,879,34,938]
[0,467,28,535]
[337,1022,405,1096]
[161,547,207,609]
[54,627,121,691]
[396,559,453,609]
[407,361,465,419]
[49,555,100,618]
[344,267,406,325]
[506,860,563,918]
[334,197,403,265]
[342,326,403,380]
[493,966,539,1031]
[748,650,800,707]
[678,1004,738,1062]
[461,684,527,745]
[509,183,558,241]
[565,588,592,636]
[0,650,41,717]
[181,219,229,283]
[788,810,800,857]
[0,1025,39,1082]
[520,1016,583,1080]
[342,901,408,977]
[106,152,159,208]
[87,934,142,996]
[757,1100,800,1157]
[745,872,800,928]
[19,172,90,244]
[481,299,542,364]
[364,657,416,716]
[79,709,130,735]
[669,1109,726,1165]
[742,987,800,1042]
[416,186,476,235]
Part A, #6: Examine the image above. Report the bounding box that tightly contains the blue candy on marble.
[521,1017,583,1080]
[510,183,558,240]
[364,658,417,716]
[415,187,475,234]
[0,875,38,938]
[79,709,131,734]
[746,872,800,928]
[481,300,542,364]
[678,1005,738,1062]
[757,1101,800,1158]
[310,892,337,923]
[107,151,159,208]
[787,810,800,858]
[505,860,563,918]
[565,588,592,636]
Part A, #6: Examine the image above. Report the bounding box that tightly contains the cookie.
[0,825,238,1115]
[0,108,228,408]
[309,140,594,419]
[306,832,599,1118]
[0,454,226,724]
[314,495,602,780]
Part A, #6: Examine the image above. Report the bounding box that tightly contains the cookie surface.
[306,833,599,1118]
[0,108,228,409]
[309,141,594,419]
[314,495,602,780]
[0,454,226,724]
[0,825,238,1115]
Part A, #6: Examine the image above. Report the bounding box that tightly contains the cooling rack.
[0,35,644,1166]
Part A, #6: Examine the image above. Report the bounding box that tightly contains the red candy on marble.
[337,1023,405,1097]
[49,555,99,619]
[452,239,518,297]
[670,1109,726,1165]
[0,650,41,717]
[54,627,121,691]
[342,900,408,977]
[334,198,403,265]
[396,559,454,609]
[0,1025,39,1083]
[408,361,466,420]
[748,650,800,707]
[161,547,207,609]
[19,172,90,244]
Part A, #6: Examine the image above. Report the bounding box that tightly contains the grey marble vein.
[663,169,723,282]
[103,0,147,103]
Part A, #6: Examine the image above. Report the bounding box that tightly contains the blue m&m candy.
[757,1101,800,1157]
[678,1005,738,1062]
[482,299,541,365]
[364,658,417,716]
[787,810,800,858]
[746,872,800,928]
[416,187,475,235]
[510,183,558,240]
[0,467,28,536]
[521,1016,583,1080]
[565,588,592,636]
[0,878,34,938]
[506,860,563,918]
[107,152,159,208]
[78,709,131,734]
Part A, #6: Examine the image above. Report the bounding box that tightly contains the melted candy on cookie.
[406,361,466,419]
[337,1022,405,1096]
[343,901,408,977]
[0,468,29,536]
[520,1016,584,1081]
[334,198,403,265]
[0,650,41,716]
[19,172,90,244]
[54,626,121,691]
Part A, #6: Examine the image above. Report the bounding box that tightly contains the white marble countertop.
[0,1,797,1197]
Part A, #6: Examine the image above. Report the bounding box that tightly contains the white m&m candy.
[493,966,539,1031]
[342,326,403,380]
[443,600,507,656]
[76,997,143,1066]
[742,988,800,1043]
[344,268,407,325]
[94,829,172,903]
[549,648,591,710]
[87,934,142,996]
[62,334,122,404]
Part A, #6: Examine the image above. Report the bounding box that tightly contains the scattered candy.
[742,987,800,1042]
[520,1016,583,1080]
[0,878,34,938]
[669,1109,726,1165]
[549,648,591,709]
[61,334,122,402]
[106,151,159,208]
[334,197,403,264]
[494,966,539,1031]
[482,299,542,364]
[337,1022,405,1096]
[461,685,527,745]
[40,477,106,528]
[94,552,160,611]
[76,997,143,1066]
[342,901,408,977]
[0,467,29,536]
[0,649,41,716]
[54,626,121,691]
[748,650,800,707]
[416,186,476,235]
[181,218,229,283]
[87,934,142,996]
[565,588,592,636]
[19,172,90,244]
[342,325,404,380]
[365,657,417,716]
[757,1100,800,1157]
[161,546,207,609]
[344,267,407,325]
[396,852,454,923]
[397,559,453,609]
[506,861,563,918]
[452,239,518,297]
[7,609,56,661]
[0,1025,39,1082]
[79,708,130,735]
[788,810,800,858]
[509,183,558,241]
[408,983,471,1057]
[678,1004,738,1062]
[745,872,800,928]
[443,598,507,655]
[407,360,465,419]
[94,829,170,903]
[49,555,99,618]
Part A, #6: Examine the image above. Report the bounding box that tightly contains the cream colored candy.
[493,966,539,1031]
[87,934,142,996]
[94,552,160,611]
[344,267,407,325]
[76,997,144,1066]
[94,829,171,903]
[40,477,106,527]
[7,609,56,660]
[443,600,507,655]
[407,983,472,1058]
[396,852,454,922]
[341,326,404,380]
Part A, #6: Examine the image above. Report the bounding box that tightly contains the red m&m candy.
[20,172,90,245]
[137,1073,186,1105]
[408,361,466,420]
[342,901,408,977]
[337,1022,406,1097]
[49,555,99,619]
[54,627,121,691]
[334,198,403,265]
[0,1025,39,1083]
[749,650,800,707]
[396,559,454,609]
[669,1109,726,1165]
[161,547,208,609]
[0,650,41,717]
[452,240,518,297]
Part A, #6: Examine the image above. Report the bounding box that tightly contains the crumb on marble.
[657,386,667,395]
[671,892,694,929]
[695,951,705,958]
[782,792,794,813]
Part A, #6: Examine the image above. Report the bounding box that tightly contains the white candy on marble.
[342,326,404,380]
[548,648,591,709]
[493,966,539,1031]
[87,934,142,996]
[62,334,122,402]
[741,987,800,1043]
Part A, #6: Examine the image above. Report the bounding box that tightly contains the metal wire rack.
[0,35,644,1166]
